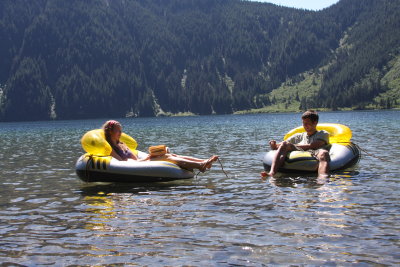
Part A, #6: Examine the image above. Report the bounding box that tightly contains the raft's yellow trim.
[283,123,352,144]
[288,151,314,159]
[83,154,182,170]
[83,154,112,170]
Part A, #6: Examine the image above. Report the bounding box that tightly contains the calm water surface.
[0,111,399,266]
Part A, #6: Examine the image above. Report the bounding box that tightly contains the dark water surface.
[0,111,399,266]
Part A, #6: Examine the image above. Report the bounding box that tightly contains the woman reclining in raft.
[102,120,219,172]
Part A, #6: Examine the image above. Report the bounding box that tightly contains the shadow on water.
[78,179,200,196]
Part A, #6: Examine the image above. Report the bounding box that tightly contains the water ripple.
[0,112,399,265]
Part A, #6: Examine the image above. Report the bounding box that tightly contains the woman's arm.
[136,154,150,161]
[130,152,138,160]
[111,150,125,161]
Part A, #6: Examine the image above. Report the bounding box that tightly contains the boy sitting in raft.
[262,110,330,179]
[102,120,218,172]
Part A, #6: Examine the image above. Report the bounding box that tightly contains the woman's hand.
[137,154,151,161]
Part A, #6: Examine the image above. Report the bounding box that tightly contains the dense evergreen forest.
[0,0,399,121]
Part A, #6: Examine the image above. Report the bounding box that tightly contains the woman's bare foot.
[205,155,219,169]
[198,156,219,172]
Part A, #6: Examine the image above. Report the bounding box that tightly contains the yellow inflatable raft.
[76,129,194,182]
[263,123,361,173]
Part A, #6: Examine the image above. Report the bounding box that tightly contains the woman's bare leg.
[172,155,205,162]
[166,155,207,171]
[151,154,218,172]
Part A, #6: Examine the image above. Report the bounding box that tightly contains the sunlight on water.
[0,111,399,265]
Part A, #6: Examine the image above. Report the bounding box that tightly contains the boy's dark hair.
[301,110,319,123]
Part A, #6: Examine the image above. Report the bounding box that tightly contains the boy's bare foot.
[261,171,276,180]
[260,171,268,180]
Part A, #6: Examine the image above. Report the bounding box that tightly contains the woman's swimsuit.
[113,142,133,160]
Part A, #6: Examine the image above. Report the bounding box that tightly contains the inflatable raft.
[263,123,361,173]
[75,129,194,183]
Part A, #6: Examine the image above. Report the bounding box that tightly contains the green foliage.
[370,55,400,109]
[317,0,400,109]
[245,71,322,113]
[0,0,399,121]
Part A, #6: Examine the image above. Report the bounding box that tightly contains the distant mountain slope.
[0,0,399,121]
[316,0,400,109]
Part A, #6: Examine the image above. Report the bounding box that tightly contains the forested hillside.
[0,0,399,121]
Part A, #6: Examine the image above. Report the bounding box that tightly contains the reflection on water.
[0,111,399,265]
[266,170,360,188]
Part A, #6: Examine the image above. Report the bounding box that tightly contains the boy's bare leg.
[316,149,330,178]
[268,141,294,176]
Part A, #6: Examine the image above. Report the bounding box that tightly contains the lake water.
[0,110,399,266]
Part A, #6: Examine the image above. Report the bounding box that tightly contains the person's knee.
[317,150,330,162]
[278,141,290,151]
